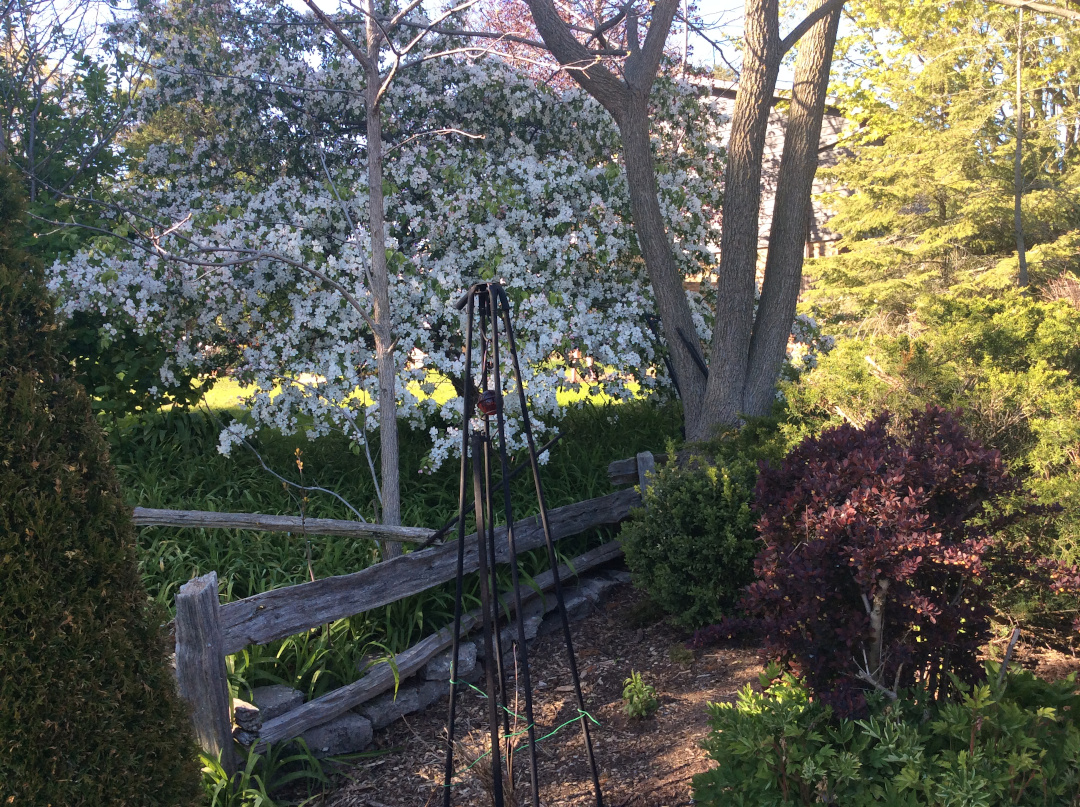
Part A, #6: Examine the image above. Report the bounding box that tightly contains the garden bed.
[324,583,767,807]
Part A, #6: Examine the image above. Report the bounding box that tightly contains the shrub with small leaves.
[693,663,1080,807]
[0,168,200,803]
[741,407,1040,712]
[619,442,761,629]
[623,670,659,719]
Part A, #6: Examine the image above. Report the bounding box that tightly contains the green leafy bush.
[619,441,761,629]
[622,670,659,719]
[0,168,200,804]
[782,292,1080,639]
[694,663,1080,807]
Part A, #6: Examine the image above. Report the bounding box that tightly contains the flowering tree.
[48,0,727,531]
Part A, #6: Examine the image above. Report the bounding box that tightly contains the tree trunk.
[619,94,707,431]
[698,0,781,435]
[1015,9,1028,288]
[743,0,841,416]
[365,6,402,559]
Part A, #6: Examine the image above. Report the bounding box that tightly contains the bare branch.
[383,127,484,157]
[626,0,680,90]
[301,0,375,72]
[201,403,371,523]
[988,0,1080,23]
[524,0,628,119]
[780,0,846,56]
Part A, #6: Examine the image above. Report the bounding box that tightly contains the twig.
[998,627,1022,686]
[201,402,370,523]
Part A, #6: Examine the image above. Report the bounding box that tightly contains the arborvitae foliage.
[742,407,1036,714]
[0,168,200,804]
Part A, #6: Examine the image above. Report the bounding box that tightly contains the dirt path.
[325,584,767,807]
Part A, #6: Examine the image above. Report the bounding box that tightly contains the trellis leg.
[175,571,235,775]
[636,451,656,507]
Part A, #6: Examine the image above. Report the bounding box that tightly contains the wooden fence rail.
[166,452,658,772]
[133,507,434,544]
[217,487,639,653]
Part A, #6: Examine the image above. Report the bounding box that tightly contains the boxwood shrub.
[619,439,763,630]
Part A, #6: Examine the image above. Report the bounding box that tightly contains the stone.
[232,697,262,732]
[580,574,618,604]
[424,641,476,681]
[537,587,592,636]
[601,568,632,585]
[233,727,258,747]
[251,685,305,722]
[298,713,373,758]
[359,685,421,730]
[412,678,446,711]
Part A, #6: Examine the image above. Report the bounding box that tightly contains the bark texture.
[525,0,845,442]
[743,1,842,416]
[697,0,781,436]
[525,0,708,427]
[364,0,403,558]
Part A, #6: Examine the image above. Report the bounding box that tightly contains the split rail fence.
[151,451,665,773]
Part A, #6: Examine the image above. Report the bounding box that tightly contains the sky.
[688,0,802,88]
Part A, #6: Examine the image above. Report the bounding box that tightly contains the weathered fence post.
[636,451,657,507]
[175,571,235,775]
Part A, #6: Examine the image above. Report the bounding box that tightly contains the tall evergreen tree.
[808,0,1080,326]
[0,166,199,805]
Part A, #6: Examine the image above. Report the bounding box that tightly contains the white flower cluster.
[48,0,730,470]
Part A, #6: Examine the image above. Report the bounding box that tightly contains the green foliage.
[622,670,659,719]
[111,398,682,702]
[814,0,1080,314]
[785,293,1080,562]
[694,662,1080,807]
[200,742,328,807]
[618,425,780,629]
[0,168,200,803]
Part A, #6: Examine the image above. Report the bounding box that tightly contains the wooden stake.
[175,572,235,774]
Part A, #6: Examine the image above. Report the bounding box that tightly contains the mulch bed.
[324,583,766,807]
[322,582,1080,807]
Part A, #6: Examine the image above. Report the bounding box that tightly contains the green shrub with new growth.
[619,426,782,629]
[694,663,1080,807]
[0,168,200,804]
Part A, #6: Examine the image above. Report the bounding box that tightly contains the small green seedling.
[622,670,659,718]
[668,643,694,668]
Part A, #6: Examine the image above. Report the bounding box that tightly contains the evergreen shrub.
[0,168,200,805]
[619,427,782,629]
[693,663,1080,807]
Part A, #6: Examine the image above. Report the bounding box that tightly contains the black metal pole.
[494,284,604,807]
[442,292,475,807]
[487,284,542,807]
[479,306,512,741]
[472,432,505,807]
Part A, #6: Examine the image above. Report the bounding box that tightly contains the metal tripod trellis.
[442,282,603,807]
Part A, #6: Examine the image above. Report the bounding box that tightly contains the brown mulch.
[324,583,767,807]
[321,583,1080,807]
